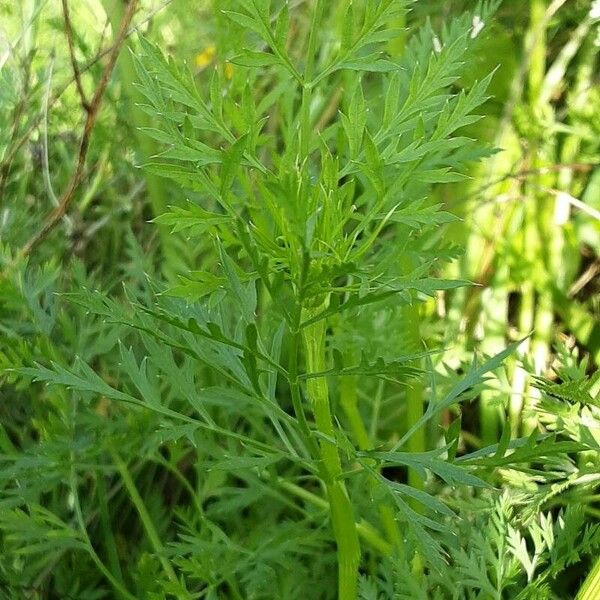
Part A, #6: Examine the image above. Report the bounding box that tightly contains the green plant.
[124,0,509,595]
[442,0,600,449]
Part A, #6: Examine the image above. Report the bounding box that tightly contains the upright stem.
[528,0,547,104]
[528,0,555,431]
[340,352,401,549]
[96,472,124,588]
[577,559,600,600]
[300,0,324,157]
[339,352,370,451]
[513,282,535,432]
[479,273,508,445]
[294,3,360,594]
[387,6,426,494]
[403,302,425,576]
[276,478,392,555]
[404,304,425,491]
[69,419,136,600]
[110,449,187,595]
[302,301,360,600]
[289,328,320,459]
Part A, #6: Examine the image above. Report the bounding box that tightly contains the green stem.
[339,357,401,549]
[406,380,425,491]
[150,454,205,516]
[86,542,137,600]
[576,558,600,600]
[278,479,392,555]
[528,0,547,104]
[569,40,600,600]
[339,368,370,451]
[529,0,555,430]
[479,271,509,445]
[299,0,324,157]
[70,467,136,600]
[289,328,321,459]
[403,302,425,576]
[96,472,124,588]
[515,282,535,434]
[356,519,392,556]
[110,449,184,593]
[302,300,360,600]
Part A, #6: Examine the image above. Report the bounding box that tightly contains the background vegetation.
[0,0,599,598]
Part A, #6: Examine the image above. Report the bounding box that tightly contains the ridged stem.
[302,300,360,600]
[577,559,600,600]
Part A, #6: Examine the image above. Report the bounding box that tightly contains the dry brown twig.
[0,0,172,207]
[61,0,90,113]
[18,0,139,259]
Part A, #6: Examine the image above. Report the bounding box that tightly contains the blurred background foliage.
[0,0,599,598]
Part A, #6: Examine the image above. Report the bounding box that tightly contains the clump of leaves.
[127,0,503,594]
